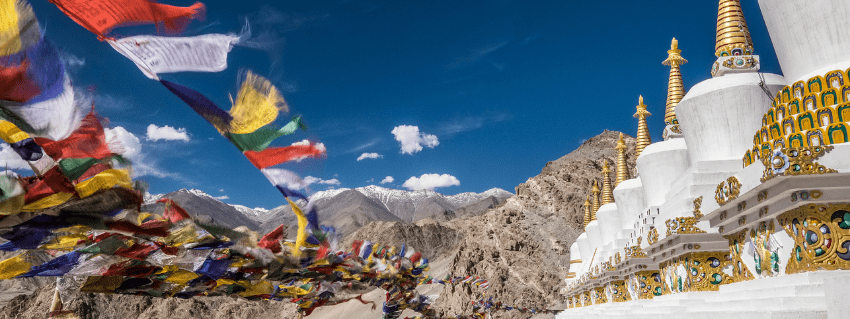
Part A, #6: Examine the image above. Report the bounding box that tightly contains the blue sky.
[22,0,783,209]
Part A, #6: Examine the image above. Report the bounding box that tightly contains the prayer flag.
[47,0,205,39]
[0,0,41,56]
[34,112,111,160]
[108,33,239,80]
[227,116,305,152]
[160,80,232,131]
[227,71,286,134]
[244,144,326,169]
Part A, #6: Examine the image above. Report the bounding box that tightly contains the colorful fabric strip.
[108,33,239,80]
[227,116,305,152]
[243,144,326,169]
[47,0,205,39]
[228,71,285,134]
[160,80,232,131]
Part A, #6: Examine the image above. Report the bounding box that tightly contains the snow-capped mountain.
[232,205,269,223]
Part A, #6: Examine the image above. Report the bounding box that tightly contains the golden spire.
[601,161,614,205]
[615,133,629,186]
[591,180,600,219]
[583,195,591,228]
[715,0,754,57]
[633,96,652,157]
[662,38,688,125]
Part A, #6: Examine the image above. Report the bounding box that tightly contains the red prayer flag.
[34,113,112,160]
[23,167,76,204]
[258,224,284,253]
[0,60,41,102]
[48,0,205,39]
[243,144,326,169]
[157,198,190,223]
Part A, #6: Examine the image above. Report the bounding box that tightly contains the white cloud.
[380,176,394,184]
[0,144,32,171]
[213,195,230,200]
[391,125,439,155]
[146,124,190,142]
[105,126,178,179]
[402,173,460,191]
[219,189,225,192]
[357,152,383,161]
[303,176,341,187]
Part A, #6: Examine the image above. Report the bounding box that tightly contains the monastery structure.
[558,0,850,318]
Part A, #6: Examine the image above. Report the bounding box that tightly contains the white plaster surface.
[636,138,689,207]
[586,221,603,264]
[825,274,850,319]
[613,178,646,231]
[576,233,590,273]
[677,72,786,165]
[596,203,621,246]
[758,0,850,83]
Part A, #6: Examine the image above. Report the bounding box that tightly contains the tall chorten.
[633,96,651,157]
[582,196,591,228]
[591,180,600,219]
[614,133,628,186]
[600,161,614,205]
[662,38,688,127]
[715,0,753,57]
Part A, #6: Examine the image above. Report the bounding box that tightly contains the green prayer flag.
[227,116,305,152]
[59,158,99,180]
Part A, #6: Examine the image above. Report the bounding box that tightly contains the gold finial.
[615,133,629,186]
[715,0,754,57]
[633,96,651,157]
[662,38,688,125]
[583,195,591,228]
[601,161,614,205]
[591,180,601,219]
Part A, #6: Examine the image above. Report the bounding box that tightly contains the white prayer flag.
[108,34,239,80]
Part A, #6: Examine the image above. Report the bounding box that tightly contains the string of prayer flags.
[47,0,205,39]
[0,0,41,56]
[160,80,232,131]
[108,33,241,80]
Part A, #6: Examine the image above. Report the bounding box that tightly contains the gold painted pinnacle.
[633,96,652,157]
[583,195,591,228]
[715,0,754,57]
[601,161,614,205]
[591,180,600,219]
[662,38,688,125]
[615,133,629,186]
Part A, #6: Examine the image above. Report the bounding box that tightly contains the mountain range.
[144,185,513,237]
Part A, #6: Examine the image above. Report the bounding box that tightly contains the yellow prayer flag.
[74,169,132,198]
[164,269,199,285]
[0,254,31,279]
[21,192,74,212]
[40,234,88,250]
[287,198,308,257]
[236,280,274,297]
[0,194,24,216]
[0,120,30,144]
[227,72,286,134]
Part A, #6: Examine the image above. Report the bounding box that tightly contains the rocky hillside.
[344,130,637,319]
